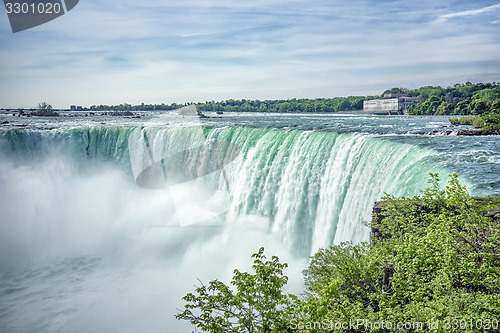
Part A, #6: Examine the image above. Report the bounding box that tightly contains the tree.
[350,98,364,110]
[491,100,500,113]
[471,98,489,115]
[455,99,471,115]
[176,247,299,332]
[31,102,58,116]
[38,102,52,112]
[480,111,500,131]
[302,241,381,323]
[336,99,351,111]
[436,101,453,115]
[382,87,408,96]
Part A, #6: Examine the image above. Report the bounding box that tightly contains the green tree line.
[197,97,365,113]
[405,82,500,115]
[87,82,499,115]
[89,97,366,113]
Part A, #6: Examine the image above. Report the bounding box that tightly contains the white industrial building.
[363,94,421,114]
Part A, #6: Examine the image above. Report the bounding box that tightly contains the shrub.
[472,116,485,128]
[481,112,500,131]
[176,247,300,332]
[303,174,500,331]
[448,116,476,126]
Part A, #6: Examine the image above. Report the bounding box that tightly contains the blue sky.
[1,0,499,108]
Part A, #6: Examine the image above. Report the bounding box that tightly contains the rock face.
[371,201,387,245]
[484,207,500,218]
[428,129,454,135]
[457,129,500,136]
[426,127,500,136]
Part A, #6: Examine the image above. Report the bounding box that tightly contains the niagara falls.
[1,109,499,332]
[2,0,500,331]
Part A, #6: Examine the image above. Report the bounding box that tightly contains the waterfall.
[1,125,441,257]
[0,122,451,333]
[1,125,440,257]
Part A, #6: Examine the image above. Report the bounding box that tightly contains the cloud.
[1,0,500,107]
[436,3,500,23]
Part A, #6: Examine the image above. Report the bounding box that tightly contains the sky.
[0,0,499,108]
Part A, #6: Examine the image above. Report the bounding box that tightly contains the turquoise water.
[2,111,498,196]
[0,111,498,332]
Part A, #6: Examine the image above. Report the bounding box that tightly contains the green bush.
[448,116,476,126]
[302,174,500,332]
[481,112,500,131]
[176,247,300,332]
[472,116,485,128]
[449,112,500,131]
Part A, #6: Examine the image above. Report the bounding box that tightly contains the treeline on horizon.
[88,82,500,115]
[402,82,499,115]
[89,96,367,113]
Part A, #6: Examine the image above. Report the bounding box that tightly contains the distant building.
[363,94,421,114]
[70,105,84,111]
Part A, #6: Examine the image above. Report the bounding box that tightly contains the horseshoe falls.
[0,113,498,332]
[217,128,436,255]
